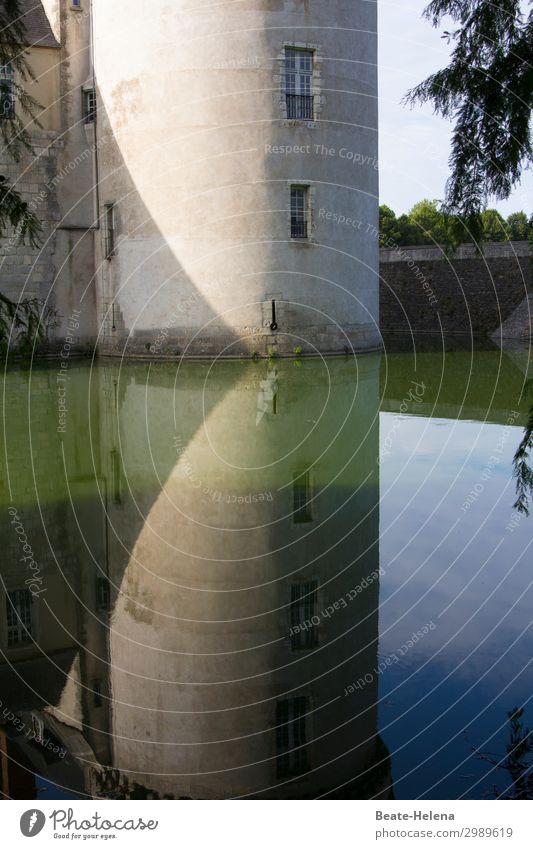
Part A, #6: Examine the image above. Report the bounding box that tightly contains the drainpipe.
[89,0,101,225]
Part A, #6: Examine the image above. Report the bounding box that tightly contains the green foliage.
[506,211,530,240]
[405,1,533,219]
[0,291,58,355]
[0,0,47,353]
[472,707,533,799]
[0,176,41,247]
[0,0,42,162]
[379,201,533,248]
[0,0,42,246]
[480,208,506,242]
[512,402,533,516]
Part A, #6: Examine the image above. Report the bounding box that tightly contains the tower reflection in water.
[0,356,392,799]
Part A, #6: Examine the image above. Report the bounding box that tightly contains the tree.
[405,1,533,225]
[0,0,53,354]
[0,0,41,245]
[379,205,400,246]
[506,210,530,240]
[409,198,452,245]
[396,213,419,246]
[481,208,506,241]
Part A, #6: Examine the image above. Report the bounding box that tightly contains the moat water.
[1,340,532,800]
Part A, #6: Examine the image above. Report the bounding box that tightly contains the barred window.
[6,589,33,647]
[83,88,96,124]
[276,696,310,778]
[290,186,309,240]
[291,581,319,649]
[284,48,314,120]
[104,203,115,258]
[293,468,312,522]
[0,63,15,121]
[96,576,111,611]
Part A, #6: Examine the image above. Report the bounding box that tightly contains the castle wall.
[379,241,531,337]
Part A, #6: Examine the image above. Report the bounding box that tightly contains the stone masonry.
[380,241,532,337]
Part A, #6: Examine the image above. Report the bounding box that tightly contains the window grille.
[276,696,310,777]
[96,576,111,611]
[292,468,312,521]
[290,581,319,649]
[83,88,96,123]
[290,187,309,240]
[284,48,314,120]
[6,589,33,647]
[104,203,115,258]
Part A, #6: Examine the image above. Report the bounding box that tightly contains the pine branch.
[404,0,533,217]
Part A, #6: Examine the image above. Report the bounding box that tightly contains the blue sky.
[378,0,533,216]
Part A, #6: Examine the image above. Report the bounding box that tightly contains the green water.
[0,345,531,799]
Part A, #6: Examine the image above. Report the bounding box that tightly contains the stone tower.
[91,0,380,356]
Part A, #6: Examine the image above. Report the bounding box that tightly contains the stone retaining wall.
[379,241,531,336]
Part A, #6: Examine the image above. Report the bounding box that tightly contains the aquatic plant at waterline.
[0,291,58,355]
[512,402,533,516]
[470,707,533,800]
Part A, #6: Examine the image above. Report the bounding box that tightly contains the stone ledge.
[380,241,531,263]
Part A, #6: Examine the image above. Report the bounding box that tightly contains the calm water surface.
[1,344,531,799]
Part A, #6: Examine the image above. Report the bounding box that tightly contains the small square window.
[72,0,82,8]
[6,589,33,647]
[290,186,309,240]
[83,88,96,124]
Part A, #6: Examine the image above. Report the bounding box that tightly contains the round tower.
[96,356,389,799]
[92,0,379,356]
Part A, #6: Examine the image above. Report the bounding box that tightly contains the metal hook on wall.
[270,299,278,332]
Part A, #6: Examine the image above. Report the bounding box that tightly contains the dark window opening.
[111,448,122,504]
[96,576,111,612]
[92,679,103,708]
[276,696,310,778]
[290,186,309,240]
[6,589,33,647]
[104,203,115,258]
[83,88,96,124]
[293,469,312,522]
[291,581,319,649]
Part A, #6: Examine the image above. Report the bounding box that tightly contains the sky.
[378,0,533,216]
